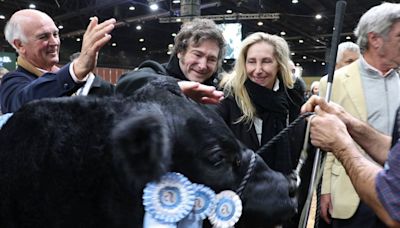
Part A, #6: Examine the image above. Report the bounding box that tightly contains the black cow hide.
[0,77,298,227]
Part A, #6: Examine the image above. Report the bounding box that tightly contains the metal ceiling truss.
[159,12,280,23]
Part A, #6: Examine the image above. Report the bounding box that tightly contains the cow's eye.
[206,146,225,167]
[208,152,224,167]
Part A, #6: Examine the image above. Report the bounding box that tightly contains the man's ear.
[177,52,182,59]
[13,39,24,54]
[368,32,383,50]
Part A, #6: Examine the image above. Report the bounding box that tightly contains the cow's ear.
[111,114,171,191]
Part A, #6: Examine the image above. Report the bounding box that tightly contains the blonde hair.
[220,32,293,124]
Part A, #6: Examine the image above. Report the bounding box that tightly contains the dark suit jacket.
[0,64,83,113]
[87,75,115,97]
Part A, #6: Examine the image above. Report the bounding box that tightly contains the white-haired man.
[0,9,116,113]
[318,3,400,227]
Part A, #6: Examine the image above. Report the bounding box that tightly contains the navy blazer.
[0,63,83,113]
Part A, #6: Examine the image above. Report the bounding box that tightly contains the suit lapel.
[342,61,367,121]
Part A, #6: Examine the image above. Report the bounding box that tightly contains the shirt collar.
[17,56,44,77]
[273,78,280,91]
[360,55,394,77]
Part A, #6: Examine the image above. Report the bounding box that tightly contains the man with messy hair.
[116,18,226,99]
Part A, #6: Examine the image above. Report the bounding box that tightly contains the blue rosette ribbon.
[208,190,242,228]
[177,183,216,228]
[0,113,13,129]
[143,172,195,227]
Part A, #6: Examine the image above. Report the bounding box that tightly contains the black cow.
[0,77,298,227]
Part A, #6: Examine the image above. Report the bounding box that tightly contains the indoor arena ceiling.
[0,0,393,72]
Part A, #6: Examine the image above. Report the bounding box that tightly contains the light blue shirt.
[359,56,400,135]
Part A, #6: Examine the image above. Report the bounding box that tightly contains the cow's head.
[0,77,297,227]
[113,78,298,226]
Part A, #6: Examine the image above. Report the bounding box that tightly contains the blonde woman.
[215,32,305,174]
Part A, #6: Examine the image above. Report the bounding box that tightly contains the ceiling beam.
[53,0,129,21]
[159,13,279,23]
[60,1,221,38]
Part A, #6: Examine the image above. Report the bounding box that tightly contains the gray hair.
[4,14,29,49]
[310,81,319,92]
[172,18,226,68]
[354,2,400,53]
[336,42,360,63]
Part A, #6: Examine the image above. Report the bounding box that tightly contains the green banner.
[0,52,17,71]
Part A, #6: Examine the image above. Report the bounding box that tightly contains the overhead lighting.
[171,33,177,37]
[226,9,233,14]
[0,15,5,20]
[141,47,147,51]
[167,51,172,55]
[296,63,300,66]
[176,18,182,22]
[292,0,299,3]
[172,0,181,3]
[313,59,317,62]
[302,56,307,59]
[315,14,322,20]
[346,36,351,40]
[136,25,142,30]
[139,38,145,42]
[299,39,304,43]
[129,6,136,10]
[280,31,286,36]
[257,21,263,26]
[291,52,295,56]
[58,25,64,29]
[29,3,36,9]
[149,3,159,11]
[76,38,81,42]
[168,44,173,48]
[321,62,326,66]
[111,43,117,47]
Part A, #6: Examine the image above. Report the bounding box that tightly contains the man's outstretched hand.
[178,81,224,105]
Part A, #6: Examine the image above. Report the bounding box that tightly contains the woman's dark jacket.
[213,79,306,175]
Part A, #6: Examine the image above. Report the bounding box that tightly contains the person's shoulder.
[321,60,360,84]
[336,60,360,78]
[94,75,114,88]
[116,61,168,97]
[117,60,166,85]
[320,75,328,84]
[287,87,305,106]
[2,67,34,80]
[293,77,306,93]
[138,60,167,75]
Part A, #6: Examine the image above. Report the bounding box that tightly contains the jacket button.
[63,83,69,89]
